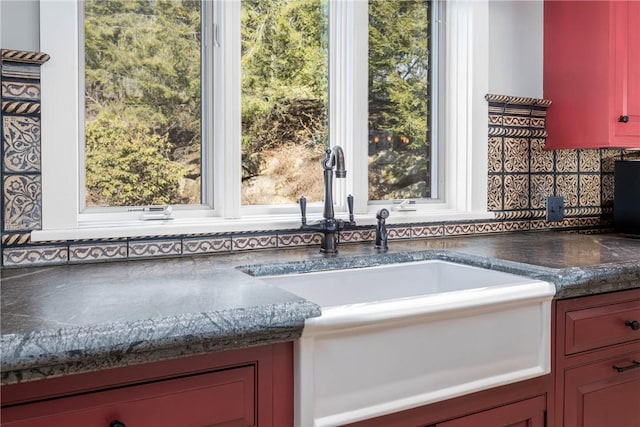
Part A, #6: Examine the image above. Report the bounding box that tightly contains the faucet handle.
[347,194,354,223]
[299,196,307,226]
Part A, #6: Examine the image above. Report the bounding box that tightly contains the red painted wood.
[1,344,279,406]
[343,375,552,427]
[613,0,640,140]
[2,366,256,427]
[270,341,294,427]
[555,289,640,427]
[1,342,295,427]
[544,0,640,149]
[435,396,545,427]
[564,299,640,355]
[563,351,640,427]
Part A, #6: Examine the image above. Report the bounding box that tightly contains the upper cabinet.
[544,0,640,149]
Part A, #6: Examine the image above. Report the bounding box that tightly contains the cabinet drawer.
[435,395,546,427]
[565,299,640,355]
[564,350,640,427]
[2,365,255,427]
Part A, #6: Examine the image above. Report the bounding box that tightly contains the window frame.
[34,0,491,242]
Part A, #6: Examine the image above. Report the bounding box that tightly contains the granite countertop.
[2,231,640,385]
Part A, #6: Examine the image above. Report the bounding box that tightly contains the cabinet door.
[612,0,640,142]
[2,366,255,427]
[435,396,545,427]
[564,351,640,427]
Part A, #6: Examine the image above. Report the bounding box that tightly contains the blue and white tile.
[69,242,128,263]
[278,232,321,247]
[232,234,278,251]
[411,224,443,238]
[128,239,182,258]
[182,236,232,254]
[3,245,67,267]
[3,116,41,173]
[1,80,40,101]
[3,174,41,231]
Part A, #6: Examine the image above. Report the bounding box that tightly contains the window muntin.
[83,0,203,208]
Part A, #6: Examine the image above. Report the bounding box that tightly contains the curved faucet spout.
[323,146,346,178]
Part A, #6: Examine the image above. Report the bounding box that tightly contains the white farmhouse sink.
[261,260,555,427]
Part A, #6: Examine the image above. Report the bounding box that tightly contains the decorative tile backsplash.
[1,50,49,237]
[0,49,626,268]
[485,94,637,222]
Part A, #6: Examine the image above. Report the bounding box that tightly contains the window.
[36,0,490,240]
[368,1,433,201]
[240,0,329,206]
[83,0,203,208]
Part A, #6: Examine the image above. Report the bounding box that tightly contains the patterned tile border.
[69,242,128,263]
[128,239,182,259]
[232,234,278,251]
[0,213,612,269]
[183,236,232,254]
[3,245,68,267]
[1,81,41,101]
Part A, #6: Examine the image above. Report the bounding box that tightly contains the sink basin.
[260,260,555,427]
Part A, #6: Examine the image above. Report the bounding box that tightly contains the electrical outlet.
[546,196,565,222]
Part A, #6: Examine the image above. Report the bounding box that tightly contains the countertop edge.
[1,300,321,385]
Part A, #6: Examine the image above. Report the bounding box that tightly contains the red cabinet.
[434,396,546,427]
[1,343,293,427]
[544,0,640,149]
[2,366,256,427]
[555,289,640,427]
[343,376,552,427]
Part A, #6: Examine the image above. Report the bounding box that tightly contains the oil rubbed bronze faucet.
[299,146,355,253]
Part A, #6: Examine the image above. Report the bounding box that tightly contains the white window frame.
[34,0,490,242]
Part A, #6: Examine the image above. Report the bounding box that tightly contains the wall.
[489,0,543,98]
[0,0,39,52]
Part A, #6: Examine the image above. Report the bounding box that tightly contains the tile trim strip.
[1,50,51,65]
[0,215,610,268]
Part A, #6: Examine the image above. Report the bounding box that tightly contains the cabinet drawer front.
[565,299,640,355]
[2,365,255,427]
[435,395,546,427]
[564,350,640,427]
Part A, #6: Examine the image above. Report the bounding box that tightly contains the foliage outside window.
[369,0,431,201]
[240,0,329,205]
[84,0,202,207]
[83,0,433,210]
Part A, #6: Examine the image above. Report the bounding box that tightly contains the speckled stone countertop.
[2,231,640,385]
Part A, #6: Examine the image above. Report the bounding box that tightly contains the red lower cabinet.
[435,396,546,427]
[556,289,640,427]
[2,366,255,427]
[344,375,552,427]
[564,351,640,427]
[1,343,293,427]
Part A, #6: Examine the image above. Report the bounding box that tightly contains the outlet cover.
[546,196,565,222]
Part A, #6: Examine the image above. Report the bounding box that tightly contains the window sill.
[30,211,495,242]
